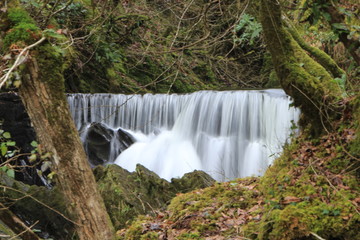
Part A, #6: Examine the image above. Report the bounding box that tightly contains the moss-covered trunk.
[18,43,115,239]
[259,0,344,134]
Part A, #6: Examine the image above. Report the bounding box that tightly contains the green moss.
[177,231,202,240]
[7,7,35,25]
[35,44,66,101]
[168,178,258,221]
[260,198,360,240]
[3,8,41,49]
[288,26,345,79]
[95,165,214,231]
[122,217,147,240]
[253,130,360,240]
[260,0,344,135]
[265,70,280,88]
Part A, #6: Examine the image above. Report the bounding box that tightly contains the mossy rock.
[0,170,73,239]
[171,170,215,193]
[94,164,214,230]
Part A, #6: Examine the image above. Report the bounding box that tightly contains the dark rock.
[93,164,214,230]
[84,122,135,166]
[0,93,35,153]
[116,127,136,150]
[0,93,41,185]
[84,122,114,166]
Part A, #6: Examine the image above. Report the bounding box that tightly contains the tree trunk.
[18,44,114,239]
[259,0,344,134]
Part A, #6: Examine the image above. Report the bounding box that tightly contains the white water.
[68,89,300,181]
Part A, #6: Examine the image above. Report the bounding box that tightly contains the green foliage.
[42,28,65,40]
[299,0,359,43]
[0,165,15,178]
[0,129,18,159]
[333,73,347,92]
[94,42,125,65]
[0,129,17,179]
[55,2,88,27]
[28,140,54,183]
[305,0,331,25]
[233,13,262,46]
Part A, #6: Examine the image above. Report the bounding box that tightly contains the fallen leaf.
[281,196,302,204]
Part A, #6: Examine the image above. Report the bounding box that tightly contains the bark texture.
[18,44,114,240]
[259,0,344,134]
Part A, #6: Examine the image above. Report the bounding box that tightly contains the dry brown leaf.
[281,196,302,204]
[248,205,259,213]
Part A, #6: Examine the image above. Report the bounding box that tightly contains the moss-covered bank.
[119,101,360,240]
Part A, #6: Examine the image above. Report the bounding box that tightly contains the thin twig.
[310,232,326,240]
[8,220,39,240]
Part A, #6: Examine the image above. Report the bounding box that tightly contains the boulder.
[171,170,216,193]
[84,122,114,166]
[94,164,215,230]
[84,122,135,166]
[116,127,135,151]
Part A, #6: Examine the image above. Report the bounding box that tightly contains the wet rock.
[84,122,114,166]
[84,122,135,166]
[117,127,135,150]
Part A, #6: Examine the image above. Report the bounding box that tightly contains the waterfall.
[67,89,300,181]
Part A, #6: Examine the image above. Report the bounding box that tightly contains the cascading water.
[68,89,300,181]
